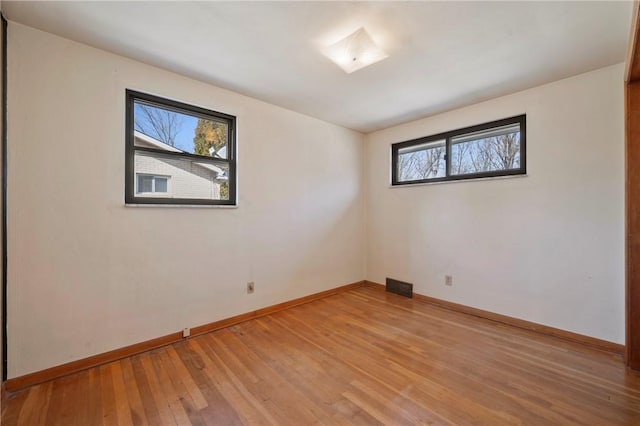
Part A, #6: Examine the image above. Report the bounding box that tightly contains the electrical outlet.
[182,327,190,338]
[247,281,255,294]
[445,275,453,286]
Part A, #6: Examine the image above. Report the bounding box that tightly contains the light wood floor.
[3,284,640,425]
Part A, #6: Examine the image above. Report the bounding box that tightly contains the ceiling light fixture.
[324,27,388,74]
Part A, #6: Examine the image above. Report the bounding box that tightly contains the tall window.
[125,90,237,205]
[392,115,526,185]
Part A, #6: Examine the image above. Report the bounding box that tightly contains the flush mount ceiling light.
[324,27,388,74]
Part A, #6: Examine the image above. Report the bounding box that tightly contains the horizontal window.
[392,115,526,186]
[125,90,236,205]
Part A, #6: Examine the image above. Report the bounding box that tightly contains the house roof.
[134,131,182,153]
[134,131,225,177]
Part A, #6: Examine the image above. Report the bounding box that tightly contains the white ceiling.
[3,1,633,133]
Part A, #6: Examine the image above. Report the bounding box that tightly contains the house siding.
[134,151,221,199]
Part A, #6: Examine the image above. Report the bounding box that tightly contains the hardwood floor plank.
[42,375,70,426]
[110,362,134,426]
[119,358,149,426]
[100,364,118,426]
[2,387,30,426]
[15,382,51,426]
[166,345,208,410]
[63,371,91,426]
[87,368,104,425]
[147,350,193,426]
[4,285,640,425]
[178,339,245,426]
[139,352,178,425]
[129,355,162,426]
[155,347,207,426]
[341,391,396,426]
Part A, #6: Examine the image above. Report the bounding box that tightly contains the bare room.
[2,1,640,424]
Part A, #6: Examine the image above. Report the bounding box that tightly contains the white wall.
[366,64,625,344]
[7,23,366,378]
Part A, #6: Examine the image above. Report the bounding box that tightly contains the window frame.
[125,89,237,206]
[391,114,526,186]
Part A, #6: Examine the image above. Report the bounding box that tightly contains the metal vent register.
[385,278,413,298]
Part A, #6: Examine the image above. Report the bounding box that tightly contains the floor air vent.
[385,278,413,298]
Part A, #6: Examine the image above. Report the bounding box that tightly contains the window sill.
[125,203,238,209]
[389,173,528,188]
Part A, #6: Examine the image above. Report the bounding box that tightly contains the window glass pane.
[134,151,229,200]
[138,175,153,193]
[133,100,229,159]
[397,139,446,181]
[450,124,520,175]
[154,177,168,193]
